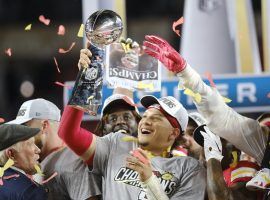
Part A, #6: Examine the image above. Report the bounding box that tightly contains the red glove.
[143,35,187,73]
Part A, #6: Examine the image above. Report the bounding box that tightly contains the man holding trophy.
[59,9,206,200]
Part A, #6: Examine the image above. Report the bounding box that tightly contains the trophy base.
[69,105,99,116]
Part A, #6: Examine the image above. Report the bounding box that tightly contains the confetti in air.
[57,25,65,35]
[42,172,58,184]
[0,118,5,123]
[24,24,32,31]
[172,16,184,36]
[54,82,72,89]
[4,48,12,57]
[39,15,50,26]
[205,71,216,88]
[267,93,270,98]
[77,24,84,38]
[53,57,61,73]
[58,42,76,53]
[34,164,44,176]
[0,158,14,185]
[223,97,232,103]
[137,82,154,91]
[184,88,201,103]
[123,96,138,107]
[121,136,138,142]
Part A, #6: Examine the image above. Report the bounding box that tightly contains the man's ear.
[169,128,180,141]
[5,149,15,160]
[41,120,50,133]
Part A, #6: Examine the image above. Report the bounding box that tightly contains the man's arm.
[143,35,267,163]
[58,106,96,164]
[207,159,234,200]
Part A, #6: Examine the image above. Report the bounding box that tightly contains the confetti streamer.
[77,24,84,38]
[223,96,232,103]
[172,16,184,36]
[230,151,238,168]
[42,172,58,184]
[205,71,216,88]
[121,136,138,142]
[53,57,61,73]
[3,174,19,180]
[39,15,50,26]
[0,118,4,123]
[0,159,14,185]
[184,88,201,103]
[5,48,12,57]
[137,82,154,91]
[58,42,76,54]
[34,164,44,176]
[57,25,65,35]
[123,96,138,107]
[24,24,32,31]
[54,82,72,89]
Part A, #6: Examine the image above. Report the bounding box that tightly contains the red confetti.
[172,16,184,36]
[39,15,50,26]
[205,71,216,88]
[123,96,139,107]
[54,81,72,89]
[57,25,65,35]
[3,174,20,180]
[53,57,61,73]
[42,172,58,184]
[4,48,12,57]
[0,118,5,123]
[58,42,76,54]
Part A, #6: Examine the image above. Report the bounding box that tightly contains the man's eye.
[124,115,131,121]
[109,117,117,122]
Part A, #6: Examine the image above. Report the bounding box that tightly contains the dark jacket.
[0,168,47,200]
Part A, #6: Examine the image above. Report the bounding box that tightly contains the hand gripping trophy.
[68,10,123,115]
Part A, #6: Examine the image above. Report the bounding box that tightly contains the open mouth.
[141,128,151,134]
[118,129,128,134]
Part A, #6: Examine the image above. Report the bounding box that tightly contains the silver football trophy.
[68,10,123,115]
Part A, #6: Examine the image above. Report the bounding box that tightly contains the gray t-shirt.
[92,132,206,200]
[41,147,102,200]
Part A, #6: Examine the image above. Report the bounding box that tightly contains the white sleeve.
[141,174,169,200]
[177,64,267,163]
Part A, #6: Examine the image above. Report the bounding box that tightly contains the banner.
[105,43,161,92]
[64,74,270,121]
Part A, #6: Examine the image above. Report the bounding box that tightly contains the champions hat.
[189,112,206,127]
[140,95,188,132]
[101,94,139,116]
[6,99,61,125]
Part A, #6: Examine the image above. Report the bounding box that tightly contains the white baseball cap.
[188,112,206,127]
[140,95,188,132]
[101,94,139,116]
[6,99,61,125]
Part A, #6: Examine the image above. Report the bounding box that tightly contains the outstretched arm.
[143,35,267,164]
[58,106,96,165]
